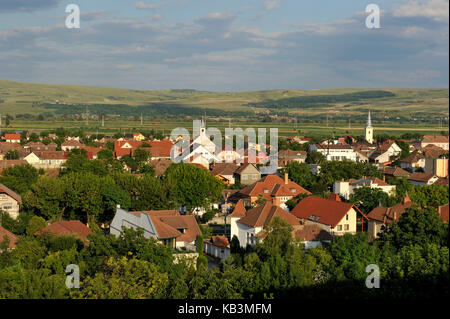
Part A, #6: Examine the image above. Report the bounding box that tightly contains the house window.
[2,205,12,210]
[0,194,7,200]
[346,214,349,221]
[337,225,342,231]
[344,224,349,231]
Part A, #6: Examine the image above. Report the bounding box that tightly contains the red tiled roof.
[422,136,449,144]
[327,193,341,202]
[0,183,22,204]
[34,150,67,160]
[367,194,413,224]
[435,177,449,186]
[291,196,362,228]
[294,224,333,242]
[237,202,300,228]
[0,225,18,248]
[237,174,310,200]
[36,221,92,240]
[208,235,230,248]
[62,140,83,147]
[408,172,436,182]
[229,199,247,217]
[4,134,21,140]
[114,140,173,158]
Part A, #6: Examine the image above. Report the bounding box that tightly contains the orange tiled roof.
[291,196,360,228]
[237,202,300,228]
[36,221,92,240]
[0,225,18,248]
[229,199,246,217]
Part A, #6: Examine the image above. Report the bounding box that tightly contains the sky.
[0,0,448,91]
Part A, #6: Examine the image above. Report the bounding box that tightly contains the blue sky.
[0,0,448,91]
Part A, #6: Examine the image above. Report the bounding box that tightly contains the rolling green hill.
[0,80,448,124]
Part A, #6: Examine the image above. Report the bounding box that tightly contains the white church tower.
[365,110,374,144]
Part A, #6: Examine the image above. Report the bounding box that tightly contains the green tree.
[350,187,390,215]
[26,216,48,236]
[5,149,19,160]
[379,206,448,249]
[0,164,39,195]
[165,163,224,212]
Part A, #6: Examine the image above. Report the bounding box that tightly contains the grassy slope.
[0,80,448,120]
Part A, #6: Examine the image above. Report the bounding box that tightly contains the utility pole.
[101,115,104,127]
[326,114,329,128]
[141,113,143,126]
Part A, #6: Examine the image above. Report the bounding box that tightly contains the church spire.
[366,110,373,128]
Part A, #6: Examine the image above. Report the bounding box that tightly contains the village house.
[420,135,449,150]
[24,141,57,152]
[110,207,201,251]
[203,236,230,259]
[114,140,173,160]
[277,149,307,168]
[229,174,310,208]
[234,163,261,186]
[4,134,21,144]
[231,201,300,248]
[61,139,82,151]
[366,194,414,239]
[0,160,28,172]
[309,144,357,162]
[293,224,333,249]
[408,172,439,186]
[379,166,411,179]
[24,150,68,169]
[290,196,368,236]
[369,140,402,164]
[0,142,27,160]
[133,133,146,141]
[35,220,92,244]
[0,183,21,219]
[0,225,18,249]
[210,163,239,185]
[333,176,396,200]
[400,151,426,172]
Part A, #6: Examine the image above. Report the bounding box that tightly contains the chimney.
[383,175,386,182]
[284,173,289,184]
[393,211,397,221]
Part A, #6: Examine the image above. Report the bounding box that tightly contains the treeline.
[0,207,448,299]
[0,155,225,228]
[247,90,396,109]
[40,103,252,117]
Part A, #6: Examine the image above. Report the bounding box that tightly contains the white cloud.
[135,1,166,10]
[393,0,449,22]
[264,0,281,11]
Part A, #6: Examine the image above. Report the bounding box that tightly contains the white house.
[232,201,300,248]
[0,183,21,219]
[203,236,230,259]
[110,207,201,250]
[408,172,439,186]
[333,177,396,200]
[309,144,357,162]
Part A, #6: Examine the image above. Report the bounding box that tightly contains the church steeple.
[366,110,373,128]
[365,110,374,144]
